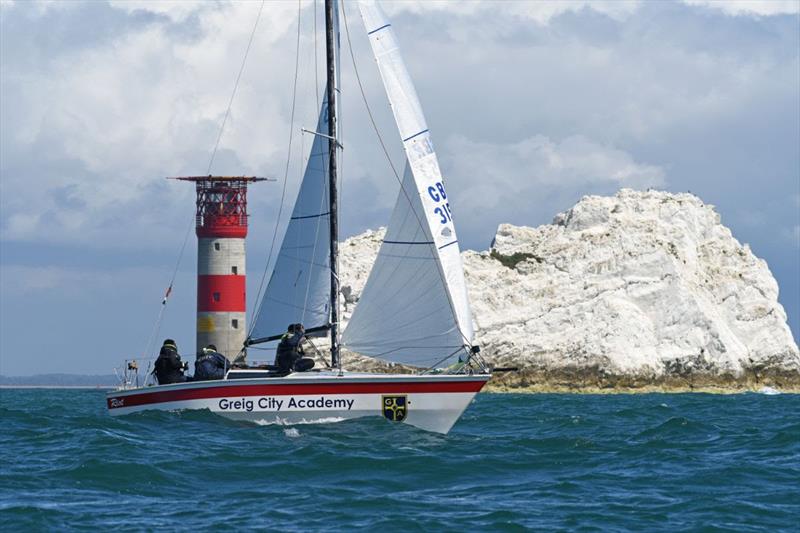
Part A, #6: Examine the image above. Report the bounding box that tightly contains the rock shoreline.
[484,367,800,393]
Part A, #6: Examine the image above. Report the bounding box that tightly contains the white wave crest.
[253,416,347,427]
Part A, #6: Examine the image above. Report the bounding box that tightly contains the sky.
[0,0,798,376]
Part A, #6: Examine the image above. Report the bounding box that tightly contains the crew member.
[194,344,230,381]
[154,339,187,384]
[275,323,315,374]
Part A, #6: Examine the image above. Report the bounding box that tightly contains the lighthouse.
[174,176,266,361]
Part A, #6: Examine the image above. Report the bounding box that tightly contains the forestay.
[250,96,332,341]
[342,0,474,367]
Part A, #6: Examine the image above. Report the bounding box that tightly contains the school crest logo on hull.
[382,395,407,422]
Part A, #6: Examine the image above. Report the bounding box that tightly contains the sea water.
[1,390,798,531]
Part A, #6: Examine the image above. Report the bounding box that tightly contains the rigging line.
[207,0,266,175]
[423,346,467,374]
[142,290,169,359]
[142,209,193,359]
[248,0,303,336]
[341,1,471,348]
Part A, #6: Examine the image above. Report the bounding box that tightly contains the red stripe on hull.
[197,275,246,312]
[108,380,487,410]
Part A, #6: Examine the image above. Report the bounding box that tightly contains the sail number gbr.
[428,182,452,225]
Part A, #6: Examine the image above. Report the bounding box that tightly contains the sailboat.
[106,0,490,434]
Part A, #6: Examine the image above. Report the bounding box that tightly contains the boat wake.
[253,416,347,427]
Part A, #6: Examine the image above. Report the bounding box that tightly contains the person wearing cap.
[154,339,187,384]
[193,344,230,381]
[275,323,315,374]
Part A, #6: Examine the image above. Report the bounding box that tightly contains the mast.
[325,0,341,369]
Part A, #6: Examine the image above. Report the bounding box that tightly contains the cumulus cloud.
[439,134,664,246]
[0,265,114,293]
[445,134,664,206]
[382,0,799,20]
[380,0,642,25]
[107,0,211,22]
[0,0,306,246]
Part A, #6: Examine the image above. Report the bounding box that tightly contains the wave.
[253,416,347,426]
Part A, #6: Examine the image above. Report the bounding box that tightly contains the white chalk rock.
[339,189,799,382]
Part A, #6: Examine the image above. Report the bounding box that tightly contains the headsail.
[342,0,474,367]
[249,95,332,342]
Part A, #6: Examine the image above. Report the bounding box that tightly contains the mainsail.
[342,0,474,367]
[249,96,332,342]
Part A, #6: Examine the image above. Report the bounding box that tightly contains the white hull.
[107,371,490,434]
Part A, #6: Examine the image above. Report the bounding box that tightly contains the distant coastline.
[0,385,114,390]
[0,374,117,388]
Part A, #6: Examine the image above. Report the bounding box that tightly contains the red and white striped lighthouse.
[174,176,265,361]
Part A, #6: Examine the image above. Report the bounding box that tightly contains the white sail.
[343,163,469,366]
[342,1,474,367]
[250,97,331,341]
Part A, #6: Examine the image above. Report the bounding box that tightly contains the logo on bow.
[382,395,407,422]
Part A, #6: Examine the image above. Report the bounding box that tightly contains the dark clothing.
[194,351,229,381]
[154,344,187,385]
[293,357,315,372]
[275,332,314,373]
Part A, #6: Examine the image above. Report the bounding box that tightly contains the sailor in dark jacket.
[194,344,230,381]
[275,324,315,373]
[154,339,187,384]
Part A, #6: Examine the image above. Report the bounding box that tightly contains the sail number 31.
[428,182,452,225]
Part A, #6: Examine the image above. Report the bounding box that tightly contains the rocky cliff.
[337,189,799,392]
